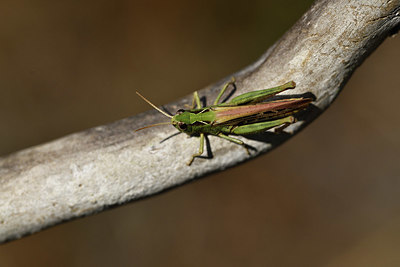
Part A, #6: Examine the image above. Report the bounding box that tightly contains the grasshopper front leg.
[186,91,202,109]
[187,133,205,165]
[186,92,205,165]
[193,91,202,109]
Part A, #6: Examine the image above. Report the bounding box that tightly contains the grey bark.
[1,0,399,243]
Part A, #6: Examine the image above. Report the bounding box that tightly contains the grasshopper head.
[171,109,193,134]
[135,92,194,135]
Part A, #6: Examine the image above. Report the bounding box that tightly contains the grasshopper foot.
[187,133,205,166]
[274,122,291,133]
[187,156,196,166]
[243,144,250,155]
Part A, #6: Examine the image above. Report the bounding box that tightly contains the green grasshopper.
[136,78,312,165]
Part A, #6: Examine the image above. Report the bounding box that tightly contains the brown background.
[1,1,400,266]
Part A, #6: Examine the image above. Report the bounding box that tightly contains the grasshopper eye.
[178,122,187,130]
[176,109,185,115]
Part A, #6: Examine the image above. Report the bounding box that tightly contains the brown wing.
[212,98,312,126]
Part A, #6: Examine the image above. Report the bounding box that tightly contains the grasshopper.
[136,78,312,165]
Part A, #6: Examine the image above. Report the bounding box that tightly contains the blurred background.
[1,0,399,266]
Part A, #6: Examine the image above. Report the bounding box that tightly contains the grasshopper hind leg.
[217,116,296,155]
[229,116,295,135]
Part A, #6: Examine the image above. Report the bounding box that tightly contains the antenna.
[134,122,171,132]
[136,91,172,118]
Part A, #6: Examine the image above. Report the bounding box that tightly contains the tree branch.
[1,0,399,243]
